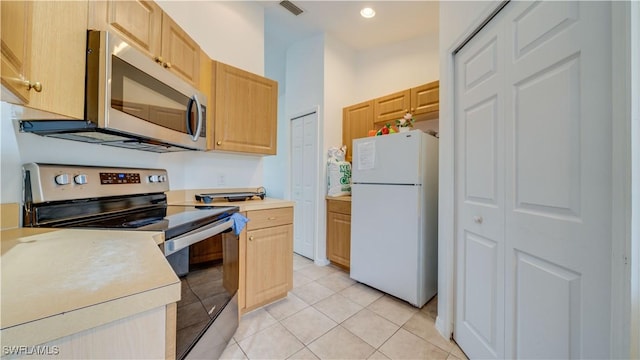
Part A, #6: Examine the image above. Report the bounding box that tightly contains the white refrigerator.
[350,130,438,307]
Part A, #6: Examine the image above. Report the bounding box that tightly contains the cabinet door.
[245,225,293,309]
[104,0,162,58]
[28,1,87,119]
[411,81,439,117]
[342,100,374,162]
[213,62,278,155]
[1,1,31,103]
[373,89,411,126]
[161,14,200,86]
[326,210,351,269]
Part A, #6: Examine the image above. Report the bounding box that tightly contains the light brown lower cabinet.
[239,207,293,314]
[326,198,351,270]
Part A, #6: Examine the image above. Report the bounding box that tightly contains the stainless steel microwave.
[20,30,206,152]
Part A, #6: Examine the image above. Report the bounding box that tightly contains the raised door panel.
[1,1,31,103]
[105,0,162,58]
[245,225,293,310]
[342,100,374,162]
[214,62,278,155]
[28,1,87,119]
[373,89,411,125]
[411,81,439,117]
[326,210,351,269]
[161,14,200,87]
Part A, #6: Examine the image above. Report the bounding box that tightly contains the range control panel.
[100,172,142,185]
[24,163,170,203]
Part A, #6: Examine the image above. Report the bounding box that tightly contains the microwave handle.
[187,95,203,141]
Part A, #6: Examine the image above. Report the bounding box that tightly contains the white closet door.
[454,6,506,358]
[455,1,613,359]
[503,2,612,358]
[291,112,318,259]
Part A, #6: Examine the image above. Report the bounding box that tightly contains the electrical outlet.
[217,174,226,186]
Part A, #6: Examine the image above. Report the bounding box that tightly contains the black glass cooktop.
[53,205,238,240]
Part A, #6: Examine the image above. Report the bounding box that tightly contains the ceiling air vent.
[279,0,304,16]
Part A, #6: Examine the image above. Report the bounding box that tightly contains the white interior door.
[454,8,506,358]
[291,111,318,259]
[455,2,612,358]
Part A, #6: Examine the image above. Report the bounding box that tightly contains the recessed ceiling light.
[360,7,375,19]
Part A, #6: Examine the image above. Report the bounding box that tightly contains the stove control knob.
[54,174,70,185]
[148,175,160,183]
[74,174,88,185]
[159,175,167,183]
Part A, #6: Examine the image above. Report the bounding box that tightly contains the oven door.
[86,30,207,150]
[165,224,239,360]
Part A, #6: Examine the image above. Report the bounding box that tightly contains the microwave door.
[87,30,207,151]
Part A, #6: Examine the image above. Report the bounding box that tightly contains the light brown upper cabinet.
[411,80,439,118]
[373,80,440,128]
[373,89,411,126]
[343,81,440,157]
[210,62,278,155]
[342,100,374,162]
[90,0,200,87]
[1,1,87,119]
[1,1,32,103]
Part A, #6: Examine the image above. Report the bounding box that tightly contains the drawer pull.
[267,217,277,220]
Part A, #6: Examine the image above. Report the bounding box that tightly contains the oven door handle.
[164,218,234,256]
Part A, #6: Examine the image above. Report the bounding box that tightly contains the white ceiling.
[261,1,439,51]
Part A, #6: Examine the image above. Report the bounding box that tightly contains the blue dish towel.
[230,213,249,235]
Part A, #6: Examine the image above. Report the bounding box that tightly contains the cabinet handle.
[217,141,222,145]
[473,216,483,224]
[24,81,42,92]
[249,236,254,241]
[163,62,172,69]
[267,217,277,220]
[154,56,164,64]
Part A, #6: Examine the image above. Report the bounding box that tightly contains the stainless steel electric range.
[22,163,239,360]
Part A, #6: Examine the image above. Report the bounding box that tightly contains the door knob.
[154,56,164,64]
[473,216,483,224]
[249,236,254,241]
[163,62,172,69]
[217,141,222,145]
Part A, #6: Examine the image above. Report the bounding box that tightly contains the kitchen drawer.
[246,207,293,230]
[327,199,351,215]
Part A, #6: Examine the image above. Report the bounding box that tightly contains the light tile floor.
[221,254,469,360]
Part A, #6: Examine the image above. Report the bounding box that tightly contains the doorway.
[290,110,319,260]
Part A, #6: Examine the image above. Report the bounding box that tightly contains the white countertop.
[0,228,180,348]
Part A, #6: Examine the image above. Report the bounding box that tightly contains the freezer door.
[350,183,425,306]
[352,130,423,185]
